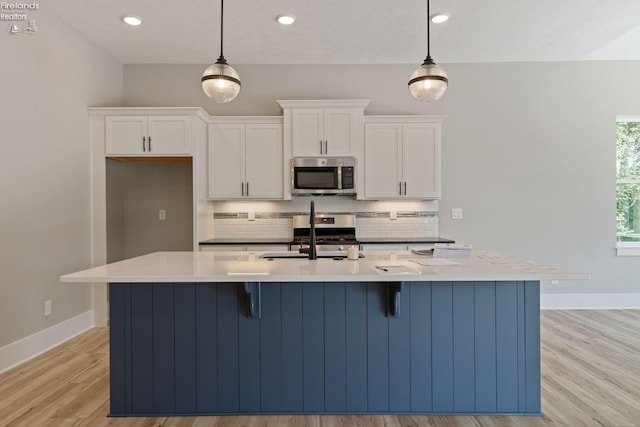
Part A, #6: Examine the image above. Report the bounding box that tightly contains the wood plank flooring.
[1,310,639,427]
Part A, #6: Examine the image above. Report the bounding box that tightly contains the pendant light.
[201,0,241,103]
[408,0,448,102]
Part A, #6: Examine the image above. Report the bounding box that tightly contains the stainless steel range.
[289,214,359,252]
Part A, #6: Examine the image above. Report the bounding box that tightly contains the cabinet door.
[364,124,403,199]
[292,109,323,156]
[323,109,354,156]
[105,116,147,155]
[245,124,283,199]
[147,116,191,155]
[403,124,440,199]
[209,124,245,199]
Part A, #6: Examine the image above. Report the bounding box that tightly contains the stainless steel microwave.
[291,157,356,195]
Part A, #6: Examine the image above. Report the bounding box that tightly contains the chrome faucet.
[308,200,317,260]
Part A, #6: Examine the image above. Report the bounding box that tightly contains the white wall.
[123,62,640,298]
[106,160,193,262]
[0,9,123,348]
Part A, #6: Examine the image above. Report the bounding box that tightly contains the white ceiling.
[49,0,640,65]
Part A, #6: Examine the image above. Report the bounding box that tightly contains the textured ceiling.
[49,0,640,64]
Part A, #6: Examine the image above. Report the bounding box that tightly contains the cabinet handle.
[143,136,146,152]
[241,182,245,196]
[148,136,151,152]
[324,140,328,155]
[319,140,323,154]
[399,182,402,196]
[246,182,249,197]
[404,182,407,196]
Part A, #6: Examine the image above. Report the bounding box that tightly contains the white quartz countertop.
[60,250,589,283]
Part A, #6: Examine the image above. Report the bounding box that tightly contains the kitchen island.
[61,250,587,417]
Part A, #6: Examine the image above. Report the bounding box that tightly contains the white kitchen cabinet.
[364,117,443,199]
[278,100,369,158]
[106,115,191,156]
[292,108,357,156]
[208,121,283,199]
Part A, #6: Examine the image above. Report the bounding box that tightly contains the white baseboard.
[541,293,640,310]
[0,310,94,375]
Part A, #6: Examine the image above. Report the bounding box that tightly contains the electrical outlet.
[159,209,166,221]
[44,300,52,316]
[248,211,255,221]
[452,208,464,220]
[551,280,559,285]
[389,210,397,220]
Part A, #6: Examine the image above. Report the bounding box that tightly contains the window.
[616,117,640,255]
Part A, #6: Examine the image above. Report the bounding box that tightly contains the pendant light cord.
[219,0,224,59]
[215,0,228,64]
[426,0,431,60]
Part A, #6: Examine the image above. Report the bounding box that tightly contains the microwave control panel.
[342,167,355,189]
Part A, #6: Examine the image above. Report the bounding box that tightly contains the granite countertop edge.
[358,237,455,244]
[199,238,293,245]
[199,237,455,245]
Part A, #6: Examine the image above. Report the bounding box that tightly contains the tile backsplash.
[356,214,438,238]
[210,198,439,239]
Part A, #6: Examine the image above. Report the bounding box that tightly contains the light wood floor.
[1,310,639,427]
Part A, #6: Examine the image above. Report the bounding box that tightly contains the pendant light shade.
[408,58,448,102]
[202,60,241,103]
[408,0,448,102]
[202,0,241,103]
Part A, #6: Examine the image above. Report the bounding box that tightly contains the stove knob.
[338,245,344,251]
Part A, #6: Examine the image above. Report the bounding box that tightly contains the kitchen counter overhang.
[60,250,588,283]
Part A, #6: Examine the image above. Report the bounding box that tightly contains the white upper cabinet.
[292,109,323,156]
[403,124,440,198]
[364,117,444,200]
[245,124,284,199]
[292,108,356,156]
[106,115,191,156]
[364,124,403,199]
[279,100,369,158]
[209,124,245,199]
[208,119,283,200]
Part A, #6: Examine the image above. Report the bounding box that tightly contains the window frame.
[616,116,640,256]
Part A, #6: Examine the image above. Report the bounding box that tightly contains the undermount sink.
[259,251,364,259]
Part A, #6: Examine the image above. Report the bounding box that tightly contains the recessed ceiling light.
[122,15,142,26]
[277,15,295,25]
[431,13,449,24]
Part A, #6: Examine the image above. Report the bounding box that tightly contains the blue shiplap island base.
[109,280,542,417]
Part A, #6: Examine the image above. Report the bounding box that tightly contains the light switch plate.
[159,209,166,221]
[452,208,463,220]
